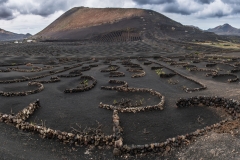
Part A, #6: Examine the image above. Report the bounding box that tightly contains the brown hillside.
[37,7,145,37]
[35,7,223,42]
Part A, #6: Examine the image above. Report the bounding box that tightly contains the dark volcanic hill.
[34,7,220,42]
[0,28,31,41]
[207,24,240,36]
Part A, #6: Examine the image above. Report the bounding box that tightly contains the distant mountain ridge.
[0,28,31,41]
[207,24,240,36]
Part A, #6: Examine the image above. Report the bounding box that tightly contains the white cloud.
[0,11,64,34]
[194,0,233,18]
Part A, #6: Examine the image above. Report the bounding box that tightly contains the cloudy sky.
[0,0,240,34]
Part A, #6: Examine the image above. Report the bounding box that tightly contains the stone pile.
[0,82,44,97]
[64,76,97,93]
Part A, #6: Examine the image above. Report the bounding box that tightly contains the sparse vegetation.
[139,98,144,105]
[79,79,88,87]
[155,69,165,76]
[195,40,240,50]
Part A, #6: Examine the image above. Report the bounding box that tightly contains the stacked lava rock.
[64,76,97,93]
[0,82,44,97]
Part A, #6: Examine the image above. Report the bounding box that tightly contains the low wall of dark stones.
[212,74,239,82]
[10,67,43,72]
[57,74,82,78]
[80,66,91,72]
[0,62,86,84]
[143,61,152,65]
[160,73,176,78]
[192,60,200,63]
[69,69,82,74]
[127,68,145,78]
[189,67,217,73]
[64,76,97,93]
[137,58,146,61]
[170,62,188,66]
[150,60,206,93]
[231,69,240,73]
[0,100,40,124]
[183,64,196,68]
[109,71,125,77]
[101,79,128,90]
[100,80,164,113]
[0,100,116,147]
[112,110,123,156]
[32,77,60,83]
[163,59,174,63]
[206,63,217,67]
[0,82,44,97]
[176,96,240,117]
[101,65,120,72]
[1,96,240,156]
[89,64,98,67]
[151,66,162,70]
[0,69,11,72]
[119,96,240,155]
[179,58,186,61]
[121,61,140,68]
